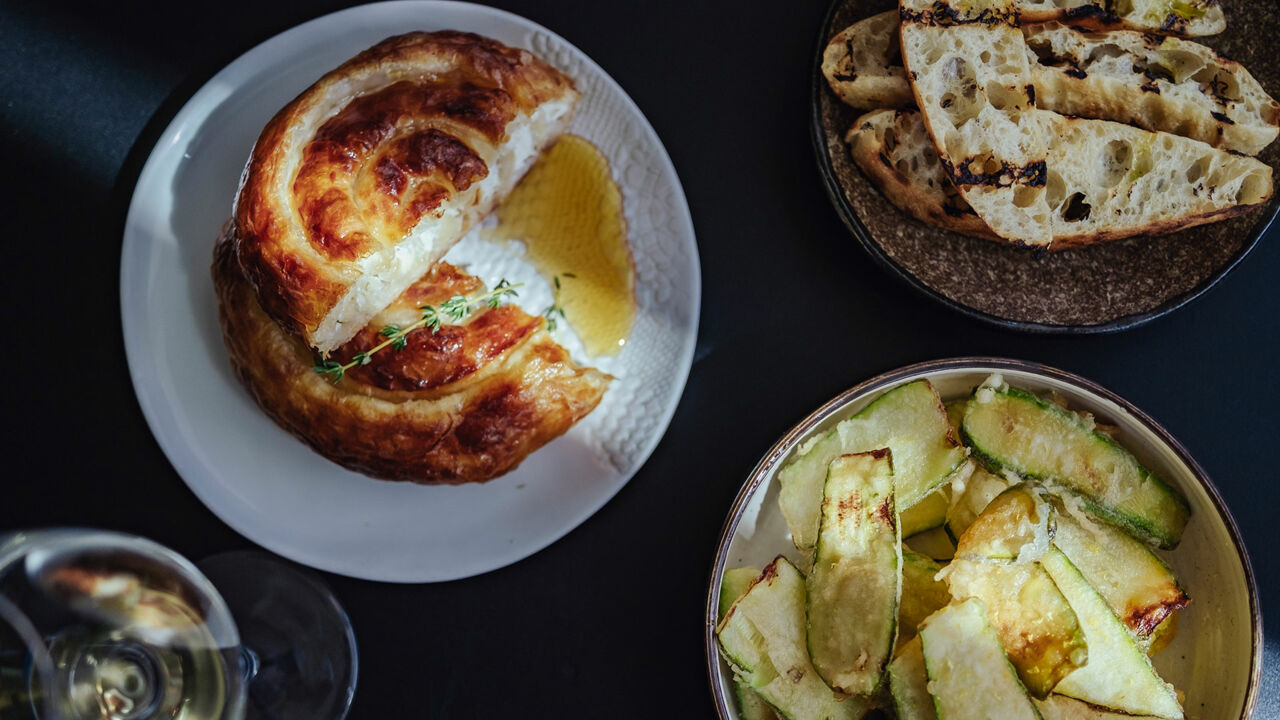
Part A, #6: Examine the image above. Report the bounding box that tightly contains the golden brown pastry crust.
[234,30,578,345]
[213,227,611,484]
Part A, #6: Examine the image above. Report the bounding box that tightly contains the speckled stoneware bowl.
[812,0,1280,332]
[704,358,1261,719]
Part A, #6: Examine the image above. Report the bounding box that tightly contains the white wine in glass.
[0,530,356,720]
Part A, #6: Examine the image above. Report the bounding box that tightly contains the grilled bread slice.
[848,109,1273,248]
[1025,23,1278,154]
[821,11,914,110]
[827,13,1277,154]
[845,110,999,239]
[900,0,1055,246]
[1017,0,1225,36]
[1042,112,1272,248]
[234,32,579,354]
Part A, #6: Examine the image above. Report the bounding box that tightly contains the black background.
[1,0,1276,717]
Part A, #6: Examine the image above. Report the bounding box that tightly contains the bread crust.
[213,226,610,484]
[234,31,578,348]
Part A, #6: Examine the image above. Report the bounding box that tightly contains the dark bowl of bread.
[811,0,1280,332]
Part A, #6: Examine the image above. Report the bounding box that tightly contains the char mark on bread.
[899,1,1018,27]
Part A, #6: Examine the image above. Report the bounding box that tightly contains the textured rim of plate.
[808,0,1280,335]
[119,0,700,582]
[702,357,1260,719]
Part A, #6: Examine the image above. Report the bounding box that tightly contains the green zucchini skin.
[919,598,1045,720]
[1040,548,1184,719]
[888,637,938,720]
[960,384,1189,549]
[1034,694,1167,719]
[806,451,900,697]
[719,567,780,720]
[778,380,966,550]
[716,556,869,720]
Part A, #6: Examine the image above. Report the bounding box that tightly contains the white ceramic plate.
[704,358,1261,720]
[120,1,699,583]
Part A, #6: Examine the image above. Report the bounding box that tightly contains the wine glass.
[0,529,356,720]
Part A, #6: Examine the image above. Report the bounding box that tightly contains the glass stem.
[238,646,261,684]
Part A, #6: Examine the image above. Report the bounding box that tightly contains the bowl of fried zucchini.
[706,358,1260,719]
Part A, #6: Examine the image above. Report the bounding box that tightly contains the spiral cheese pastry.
[214,226,611,484]
[234,31,580,353]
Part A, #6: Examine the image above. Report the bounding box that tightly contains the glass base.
[197,553,356,720]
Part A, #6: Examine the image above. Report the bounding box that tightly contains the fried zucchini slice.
[1041,548,1184,719]
[898,550,950,651]
[719,567,779,720]
[945,465,1012,542]
[904,526,955,561]
[779,380,966,549]
[888,637,938,720]
[947,486,1087,697]
[919,598,1044,720]
[902,486,950,537]
[961,378,1189,548]
[944,560,1086,698]
[806,451,900,696]
[1051,502,1189,639]
[953,484,1055,562]
[716,557,869,720]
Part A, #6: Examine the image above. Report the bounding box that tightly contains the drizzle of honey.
[486,134,635,356]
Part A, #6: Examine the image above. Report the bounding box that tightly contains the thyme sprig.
[544,272,575,332]
[312,279,521,383]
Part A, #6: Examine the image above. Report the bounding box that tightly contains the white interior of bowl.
[708,361,1258,720]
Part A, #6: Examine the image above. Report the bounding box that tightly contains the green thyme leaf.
[303,280,522,382]
[312,359,345,383]
[441,295,470,322]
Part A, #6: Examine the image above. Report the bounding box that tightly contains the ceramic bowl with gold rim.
[704,358,1260,719]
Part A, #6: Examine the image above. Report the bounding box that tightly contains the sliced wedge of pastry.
[826,13,1277,155]
[214,226,610,484]
[234,31,579,354]
[900,0,1055,245]
[847,109,1273,249]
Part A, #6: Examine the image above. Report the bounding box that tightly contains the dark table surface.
[2,0,1276,717]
